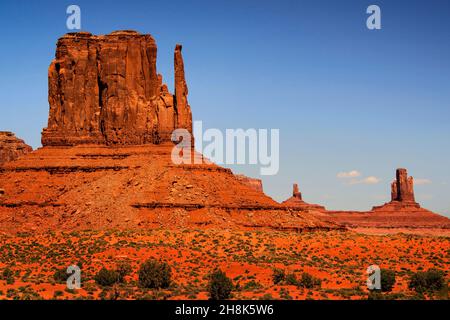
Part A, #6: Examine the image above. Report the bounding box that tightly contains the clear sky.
[0,0,449,216]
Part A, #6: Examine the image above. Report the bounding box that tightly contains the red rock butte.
[281,183,326,211]
[42,31,192,146]
[0,31,340,234]
[322,169,450,231]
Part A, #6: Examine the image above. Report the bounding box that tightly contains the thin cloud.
[337,170,361,178]
[415,178,432,185]
[349,176,381,185]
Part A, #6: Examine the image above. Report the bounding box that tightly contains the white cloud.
[349,176,381,185]
[337,170,361,178]
[364,176,381,184]
[415,178,432,185]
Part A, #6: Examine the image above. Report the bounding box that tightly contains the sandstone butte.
[0,30,449,235]
[0,31,339,234]
[321,169,450,232]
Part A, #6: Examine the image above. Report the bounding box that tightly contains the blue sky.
[0,0,449,216]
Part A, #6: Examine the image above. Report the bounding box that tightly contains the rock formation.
[373,168,420,210]
[0,31,338,234]
[235,174,264,193]
[0,131,32,166]
[390,168,417,204]
[292,183,302,200]
[42,31,192,146]
[322,168,450,231]
[282,183,326,211]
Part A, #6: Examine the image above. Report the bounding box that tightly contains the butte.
[0,31,338,234]
[321,168,450,232]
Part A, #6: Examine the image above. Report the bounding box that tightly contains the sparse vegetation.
[94,267,121,287]
[272,268,286,285]
[0,229,448,300]
[208,269,233,300]
[409,269,446,294]
[1,267,15,285]
[138,259,172,289]
[380,268,396,292]
[299,272,322,289]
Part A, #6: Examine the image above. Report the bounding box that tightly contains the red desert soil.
[0,229,448,300]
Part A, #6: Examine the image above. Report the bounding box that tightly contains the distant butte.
[0,131,32,166]
[322,168,450,231]
[282,183,326,212]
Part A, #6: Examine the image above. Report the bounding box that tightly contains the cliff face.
[0,132,32,166]
[42,31,192,146]
[391,168,416,203]
[235,174,264,193]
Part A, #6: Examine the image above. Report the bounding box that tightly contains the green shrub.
[2,267,15,285]
[285,273,298,286]
[94,268,120,287]
[380,269,396,292]
[299,272,321,289]
[208,269,233,300]
[116,262,132,283]
[53,268,69,284]
[272,269,285,285]
[409,269,446,294]
[138,259,171,289]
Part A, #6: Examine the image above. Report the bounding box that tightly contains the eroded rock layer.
[0,145,339,233]
[235,174,264,193]
[0,132,32,166]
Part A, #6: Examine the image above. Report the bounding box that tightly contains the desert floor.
[0,229,448,300]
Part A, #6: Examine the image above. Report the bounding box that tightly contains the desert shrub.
[2,267,15,285]
[138,259,171,289]
[285,273,298,286]
[208,269,233,300]
[380,268,396,292]
[94,268,120,287]
[409,269,446,294]
[272,269,286,285]
[53,268,69,283]
[299,272,321,289]
[243,280,263,290]
[116,262,132,283]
